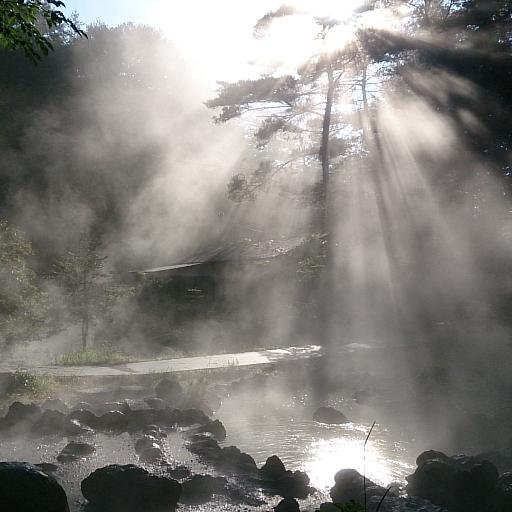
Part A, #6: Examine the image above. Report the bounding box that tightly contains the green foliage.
[55,343,132,366]
[253,5,302,38]
[227,161,273,202]
[0,23,204,268]
[0,0,86,63]
[10,370,56,398]
[207,10,360,205]
[296,234,327,280]
[0,219,47,343]
[206,75,299,120]
[52,235,135,348]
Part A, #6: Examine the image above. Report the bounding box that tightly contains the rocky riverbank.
[1,370,511,512]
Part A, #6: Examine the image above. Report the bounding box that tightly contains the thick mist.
[1,1,511,484]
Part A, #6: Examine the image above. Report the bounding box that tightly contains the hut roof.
[140,235,308,274]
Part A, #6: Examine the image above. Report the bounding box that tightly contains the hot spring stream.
[0,376,421,511]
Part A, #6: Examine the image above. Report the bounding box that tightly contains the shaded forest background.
[0,1,511,365]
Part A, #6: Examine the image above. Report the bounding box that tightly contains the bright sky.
[64,0,367,85]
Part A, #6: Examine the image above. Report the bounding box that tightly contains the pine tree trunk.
[81,314,89,350]
[319,66,335,236]
[311,66,336,405]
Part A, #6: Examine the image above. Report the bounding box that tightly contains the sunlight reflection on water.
[303,423,414,489]
[220,398,415,493]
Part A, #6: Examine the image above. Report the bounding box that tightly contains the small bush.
[11,370,56,398]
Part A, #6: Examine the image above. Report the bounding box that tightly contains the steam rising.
[1,0,511,467]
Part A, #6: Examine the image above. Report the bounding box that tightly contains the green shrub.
[11,370,56,397]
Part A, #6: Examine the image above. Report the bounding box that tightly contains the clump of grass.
[10,370,57,398]
[55,344,133,366]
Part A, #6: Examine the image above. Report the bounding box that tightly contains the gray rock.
[166,465,192,480]
[406,450,499,512]
[330,468,385,504]
[57,441,95,463]
[219,445,257,473]
[81,464,181,512]
[260,455,287,481]
[135,435,161,454]
[0,461,69,512]
[187,434,222,459]
[4,401,42,428]
[313,406,348,424]
[35,463,59,474]
[193,419,226,441]
[32,409,66,435]
[67,409,98,428]
[98,410,128,431]
[275,497,300,512]
[180,474,227,504]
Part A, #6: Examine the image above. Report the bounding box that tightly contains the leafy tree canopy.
[0,0,86,63]
[0,219,47,344]
[52,235,135,349]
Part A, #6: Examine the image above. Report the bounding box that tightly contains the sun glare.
[252,0,400,73]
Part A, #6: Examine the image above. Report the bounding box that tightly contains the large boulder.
[81,464,181,512]
[487,472,512,512]
[4,401,42,428]
[406,450,499,512]
[126,408,161,430]
[126,407,179,431]
[192,419,227,441]
[274,497,300,512]
[187,434,222,460]
[0,461,69,512]
[67,409,98,429]
[260,455,287,481]
[35,463,59,475]
[313,406,348,425]
[32,409,90,436]
[275,470,311,499]
[176,408,210,426]
[218,445,258,474]
[166,465,192,480]
[180,474,227,504]
[31,409,67,435]
[57,441,95,463]
[330,468,385,505]
[135,435,161,455]
[97,411,128,431]
[260,456,312,498]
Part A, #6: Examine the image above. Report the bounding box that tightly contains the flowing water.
[218,384,417,497]
[0,358,425,511]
